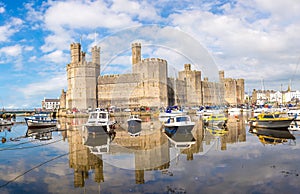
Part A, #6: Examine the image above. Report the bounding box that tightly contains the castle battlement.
[141,58,167,64]
[70,42,80,48]
[67,61,99,69]
[132,42,141,47]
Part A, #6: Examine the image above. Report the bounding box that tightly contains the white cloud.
[166,2,300,90]
[18,73,67,99]
[0,44,22,56]
[0,6,5,13]
[110,0,161,21]
[41,50,69,64]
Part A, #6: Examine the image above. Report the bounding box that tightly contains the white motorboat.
[228,107,241,115]
[84,109,116,133]
[164,115,195,132]
[158,106,185,122]
[287,109,300,120]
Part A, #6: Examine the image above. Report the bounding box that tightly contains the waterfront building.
[251,87,300,105]
[42,98,60,110]
[62,42,244,111]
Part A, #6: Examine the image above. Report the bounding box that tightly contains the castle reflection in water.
[57,114,247,187]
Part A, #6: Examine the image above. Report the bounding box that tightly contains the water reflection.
[249,127,296,145]
[26,127,58,141]
[0,125,12,143]
[3,114,300,193]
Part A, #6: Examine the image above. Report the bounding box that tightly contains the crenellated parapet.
[131,42,141,47]
[141,58,167,65]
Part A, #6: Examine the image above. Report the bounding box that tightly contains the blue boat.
[25,113,57,129]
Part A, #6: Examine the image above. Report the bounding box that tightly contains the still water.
[1,114,300,194]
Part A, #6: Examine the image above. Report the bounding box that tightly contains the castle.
[59,42,244,111]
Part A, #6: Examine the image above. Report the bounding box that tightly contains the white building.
[42,98,60,110]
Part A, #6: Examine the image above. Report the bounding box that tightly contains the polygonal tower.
[66,43,100,111]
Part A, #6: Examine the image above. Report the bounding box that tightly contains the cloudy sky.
[1,0,300,109]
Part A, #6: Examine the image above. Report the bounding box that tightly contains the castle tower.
[178,64,202,106]
[219,70,224,82]
[236,79,245,104]
[66,43,99,111]
[92,46,101,74]
[132,43,141,73]
[71,43,81,63]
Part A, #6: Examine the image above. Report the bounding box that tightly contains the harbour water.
[1,114,300,193]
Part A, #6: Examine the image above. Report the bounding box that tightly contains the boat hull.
[249,120,293,129]
[26,120,57,129]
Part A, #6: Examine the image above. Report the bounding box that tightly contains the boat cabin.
[87,111,109,125]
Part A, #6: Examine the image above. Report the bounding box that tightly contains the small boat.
[84,109,116,133]
[287,109,300,120]
[25,113,57,128]
[127,114,142,136]
[0,118,13,126]
[249,112,293,129]
[164,115,195,132]
[158,106,185,122]
[288,121,300,131]
[203,114,227,127]
[227,107,241,115]
[249,127,295,145]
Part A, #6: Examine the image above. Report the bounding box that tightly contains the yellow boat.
[249,112,293,129]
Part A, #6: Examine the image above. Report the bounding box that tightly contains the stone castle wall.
[64,42,245,110]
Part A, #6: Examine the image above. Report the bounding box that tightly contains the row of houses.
[251,86,300,106]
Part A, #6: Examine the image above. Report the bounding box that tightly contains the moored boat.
[84,109,116,134]
[164,115,195,132]
[158,106,185,122]
[25,113,57,128]
[249,112,293,129]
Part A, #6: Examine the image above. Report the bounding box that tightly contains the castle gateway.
[61,42,244,111]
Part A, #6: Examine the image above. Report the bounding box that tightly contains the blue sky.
[1,0,300,109]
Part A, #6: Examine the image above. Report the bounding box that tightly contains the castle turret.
[219,70,224,82]
[184,64,191,71]
[132,43,141,73]
[70,43,81,63]
[92,45,101,76]
[132,42,141,65]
